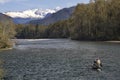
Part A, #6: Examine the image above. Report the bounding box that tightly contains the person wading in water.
[92,58,102,71]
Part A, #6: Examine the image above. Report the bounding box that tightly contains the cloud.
[0,0,10,3]
[0,0,27,4]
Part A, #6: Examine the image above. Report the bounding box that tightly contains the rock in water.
[97,69,102,72]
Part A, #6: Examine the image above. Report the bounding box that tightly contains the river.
[0,39,120,80]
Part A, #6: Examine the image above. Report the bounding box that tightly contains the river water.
[0,39,120,80]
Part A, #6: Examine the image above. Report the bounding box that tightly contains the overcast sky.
[0,0,89,12]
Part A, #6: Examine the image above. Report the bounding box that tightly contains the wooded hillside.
[16,0,120,41]
[0,13,15,49]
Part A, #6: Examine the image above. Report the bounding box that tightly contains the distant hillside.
[0,13,15,49]
[0,13,15,34]
[0,13,13,22]
[4,8,61,24]
[29,7,75,25]
[13,17,38,24]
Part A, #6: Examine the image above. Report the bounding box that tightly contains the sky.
[0,0,89,12]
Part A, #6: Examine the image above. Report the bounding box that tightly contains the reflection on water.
[0,39,120,80]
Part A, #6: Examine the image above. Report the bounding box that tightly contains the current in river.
[0,39,120,80]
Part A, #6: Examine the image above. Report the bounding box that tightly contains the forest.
[0,0,120,49]
[16,0,120,41]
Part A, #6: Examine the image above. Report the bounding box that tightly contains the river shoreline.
[1,39,120,51]
[105,41,120,43]
[0,48,13,51]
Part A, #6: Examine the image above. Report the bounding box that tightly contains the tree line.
[15,20,69,39]
[16,0,120,41]
[70,0,120,40]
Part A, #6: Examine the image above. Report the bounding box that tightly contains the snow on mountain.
[29,7,75,25]
[4,7,61,19]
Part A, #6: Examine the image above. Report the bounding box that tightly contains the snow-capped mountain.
[4,7,61,24]
[29,7,75,25]
[4,7,61,18]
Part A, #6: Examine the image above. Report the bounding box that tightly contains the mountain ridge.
[29,6,75,25]
[0,13,13,22]
[4,7,61,24]
[3,6,75,25]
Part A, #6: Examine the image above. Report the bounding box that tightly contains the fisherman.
[92,58,102,71]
